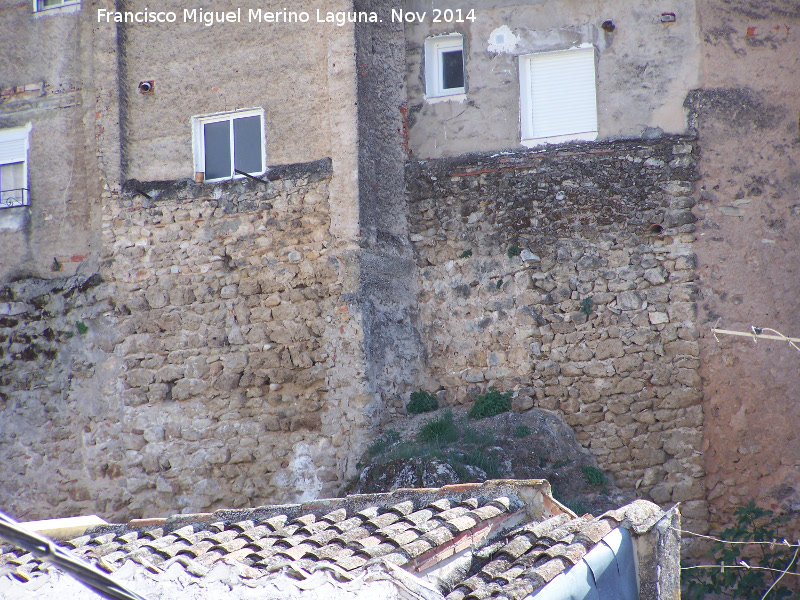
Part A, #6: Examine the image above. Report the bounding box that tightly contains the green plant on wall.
[469,387,512,419]
[51,257,62,272]
[580,296,594,315]
[507,245,522,258]
[581,465,607,486]
[683,502,798,600]
[458,249,472,259]
[75,321,89,335]
[407,390,438,414]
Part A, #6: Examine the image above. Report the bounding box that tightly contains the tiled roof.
[0,480,664,599]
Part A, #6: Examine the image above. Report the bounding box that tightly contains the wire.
[710,323,800,354]
[672,528,800,547]
[0,511,146,600]
[761,545,800,600]
[680,565,800,577]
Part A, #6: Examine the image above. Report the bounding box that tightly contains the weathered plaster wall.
[406,138,708,535]
[0,1,110,282]
[118,0,348,181]
[691,1,800,528]
[354,0,425,414]
[404,0,700,158]
[0,164,380,520]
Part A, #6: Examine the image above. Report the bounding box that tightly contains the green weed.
[417,410,459,444]
[514,425,531,438]
[469,387,512,420]
[407,390,438,414]
[581,465,608,486]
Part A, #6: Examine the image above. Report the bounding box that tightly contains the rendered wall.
[691,0,800,528]
[406,137,708,536]
[0,2,107,282]
[117,0,346,182]
[404,0,700,158]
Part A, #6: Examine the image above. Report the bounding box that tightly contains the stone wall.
[0,160,379,521]
[406,137,708,535]
[0,273,121,520]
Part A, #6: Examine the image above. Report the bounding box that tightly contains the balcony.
[0,188,30,209]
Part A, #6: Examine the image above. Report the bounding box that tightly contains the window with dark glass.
[424,35,466,98]
[441,50,464,90]
[194,111,264,182]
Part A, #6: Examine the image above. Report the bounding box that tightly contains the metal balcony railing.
[0,188,30,209]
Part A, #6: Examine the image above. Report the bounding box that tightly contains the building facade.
[1,0,798,543]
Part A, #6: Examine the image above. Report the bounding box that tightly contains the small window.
[519,46,598,146]
[191,109,265,182]
[33,0,80,11]
[424,34,465,99]
[0,125,31,209]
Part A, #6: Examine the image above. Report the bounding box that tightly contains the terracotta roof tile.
[469,504,505,520]
[0,480,665,600]
[380,551,409,566]
[422,526,454,546]
[321,508,348,523]
[369,512,402,529]
[436,505,471,521]
[495,534,533,560]
[403,508,437,526]
[401,537,434,558]
[334,554,368,571]
[429,499,452,511]
[572,518,614,548]
[332,515,366,533]
[354,541,397,559]
[543,542,587,566]
[481,556,512,578]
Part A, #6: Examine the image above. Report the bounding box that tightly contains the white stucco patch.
[271,442,324,501]
[487,26,518,53]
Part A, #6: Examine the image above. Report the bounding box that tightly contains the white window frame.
[191,108,266,183]
[0,124,32,209]
[424,34,466,101]
[519,45,598,147]
[33,0,80,13]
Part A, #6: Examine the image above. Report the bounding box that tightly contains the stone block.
[172,378,207,401]
[649,312,669,325]
[462,369,484,383]
[644,268,666,285]
[617,290,643,311]
[126,369,155,387]
[511,395,534,412]
[595,339,624,360]
[143,426,166,443]
[658,388,702,409]
[664,340,699,357]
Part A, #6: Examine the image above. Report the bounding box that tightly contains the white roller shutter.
[0,139,26,164]
[521,47,597,144]
[0,126,30,164]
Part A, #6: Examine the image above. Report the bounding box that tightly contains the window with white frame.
[424,34,465,99]
[34,0,80,12]
[0,125,31,209]
[519,46,598,146]
[191,109,265,182]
